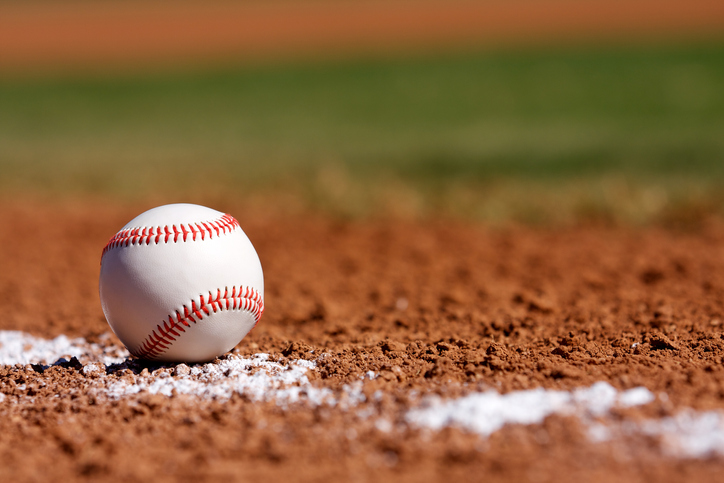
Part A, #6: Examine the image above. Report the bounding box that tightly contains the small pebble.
[82,363,105,378]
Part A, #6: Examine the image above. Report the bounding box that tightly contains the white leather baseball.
[99,203,264,363]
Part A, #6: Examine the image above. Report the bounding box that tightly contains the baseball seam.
[101,213,240,258]
[133,286,264,360]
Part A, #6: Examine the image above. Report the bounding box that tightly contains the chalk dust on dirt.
[1,197,724,482]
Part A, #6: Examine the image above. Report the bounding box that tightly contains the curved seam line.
[101,213,240,260]
[132,285,264,360]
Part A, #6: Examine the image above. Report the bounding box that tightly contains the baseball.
[99,203,264,363]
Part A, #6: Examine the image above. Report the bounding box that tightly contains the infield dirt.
[2,198,724,482]
[1,0,723,74]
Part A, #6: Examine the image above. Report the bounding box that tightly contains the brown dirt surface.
[2,197,724,482]
[1,0,724,75]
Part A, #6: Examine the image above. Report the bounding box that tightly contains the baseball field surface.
[1,1,724,482]
[2,200,724,482]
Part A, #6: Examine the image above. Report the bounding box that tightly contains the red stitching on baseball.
[132,285,264,360]
[101,213,240,259]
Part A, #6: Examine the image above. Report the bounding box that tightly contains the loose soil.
[1,197,724,482]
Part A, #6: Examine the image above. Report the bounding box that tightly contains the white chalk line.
[1,330,722,458]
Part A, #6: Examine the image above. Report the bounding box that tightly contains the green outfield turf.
[1,43,723,222]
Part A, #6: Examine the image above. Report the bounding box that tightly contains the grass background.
[1,42,723,223]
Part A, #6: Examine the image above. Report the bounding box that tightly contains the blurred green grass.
[1,43,723,223]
